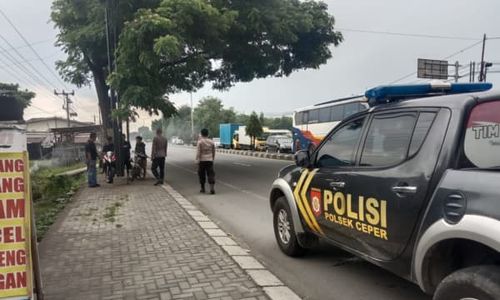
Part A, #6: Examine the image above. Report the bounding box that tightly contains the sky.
[1,0,500,130]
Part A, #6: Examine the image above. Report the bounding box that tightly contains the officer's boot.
[200,184,206,193]
[210,184,215,195]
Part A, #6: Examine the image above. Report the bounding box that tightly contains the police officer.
[196,128,216,194]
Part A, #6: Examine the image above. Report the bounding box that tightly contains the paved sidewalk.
[38,177,270,300]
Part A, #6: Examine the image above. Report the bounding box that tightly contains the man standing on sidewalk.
[196,128,216,194]
[85,132,99,188]
[151,128,168,185]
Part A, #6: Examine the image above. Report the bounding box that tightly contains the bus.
[292,95,368,152]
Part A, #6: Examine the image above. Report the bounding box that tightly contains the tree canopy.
[193,97,236,137]
[51,0,162,130]
[110,0,342,115]
[246,112,263,148]
[0,83,35,108]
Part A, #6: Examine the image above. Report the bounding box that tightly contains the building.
[25,117,98,160]
[26,117,93,132]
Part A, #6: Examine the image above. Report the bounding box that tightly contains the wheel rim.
[277,209,291,245]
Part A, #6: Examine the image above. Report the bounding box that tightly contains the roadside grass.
[31,163,85,241]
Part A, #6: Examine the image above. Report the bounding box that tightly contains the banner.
[0,126,33,300]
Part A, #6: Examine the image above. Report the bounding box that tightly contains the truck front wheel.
[433,265,500,300]
[273,197,306,257]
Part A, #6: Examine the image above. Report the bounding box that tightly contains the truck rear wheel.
[433,265,500,300]
[273,197,306,257]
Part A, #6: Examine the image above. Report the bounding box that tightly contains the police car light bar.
[365,82,493,106]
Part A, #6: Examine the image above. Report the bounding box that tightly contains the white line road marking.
[233,162,252,167]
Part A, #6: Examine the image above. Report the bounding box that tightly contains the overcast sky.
[1,0,500,130]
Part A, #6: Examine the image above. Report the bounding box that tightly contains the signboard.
[417,58,449,80]
[0,125,33,300]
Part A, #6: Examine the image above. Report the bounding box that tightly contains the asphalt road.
[164,145,431,300]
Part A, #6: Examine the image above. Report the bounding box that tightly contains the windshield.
[463,101,500,169]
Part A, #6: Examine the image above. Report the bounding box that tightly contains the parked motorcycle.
[130,153,147,181]
[103,151,116,183]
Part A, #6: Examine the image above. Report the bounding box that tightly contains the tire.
[273,197,306,257]
[433,265,500,300]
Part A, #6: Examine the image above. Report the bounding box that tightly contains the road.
[164,145,431,300]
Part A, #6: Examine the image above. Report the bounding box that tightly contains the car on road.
[264,135,292,153]
[269,82,500,300]
[213,137,221,148]
[171,136,184,145]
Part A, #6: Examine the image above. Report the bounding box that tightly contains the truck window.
[316,118,365,168]
[295,112,303,125]
[331,105,344,121]
[360,114,416,167]
[408,112,436,157]
[344,103,360,118]
[309,109,319,123]
[319,107,331,123]
[463,101,500,168]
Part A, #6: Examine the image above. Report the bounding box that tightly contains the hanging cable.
[0,9,68,88]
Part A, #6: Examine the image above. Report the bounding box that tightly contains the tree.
[51,0,164,132]
[259,112,265,125]
[153,105,193,142]
[138,125,154,140]
[0,83,35,109]
[193,97,236,137]
[246,112,263,149]
[110,0,342,114]
[263,116,293,130]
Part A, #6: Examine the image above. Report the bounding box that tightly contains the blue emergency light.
[365,82,493,106]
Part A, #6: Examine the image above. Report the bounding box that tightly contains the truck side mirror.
[295,150,311,168]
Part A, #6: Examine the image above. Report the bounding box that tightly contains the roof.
[50,125,102,134]
[295,95,366,113]
[26,117,93,126]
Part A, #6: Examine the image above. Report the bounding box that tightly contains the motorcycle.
[103,151,116,183]
[130,153,147,182]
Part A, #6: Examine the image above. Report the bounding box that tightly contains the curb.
[57,167,87,177]
[161,184,302,300]
[216,149,294,162]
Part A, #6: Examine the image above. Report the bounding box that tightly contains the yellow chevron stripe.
[293,170,317,233]
[299,170,324,235]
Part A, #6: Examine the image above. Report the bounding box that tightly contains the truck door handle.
[329,181,345,188]
[392,186,417,194]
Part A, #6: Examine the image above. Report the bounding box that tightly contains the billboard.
[0,125,33,300]
[417,58,449,80]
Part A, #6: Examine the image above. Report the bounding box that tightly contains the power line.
[0,8,67,88]
[0,32,58,89]
[0,41,65,105]
[0,39,51,56]
[388,40,484,84]
[337,28,480,41]
[0,52,59,71]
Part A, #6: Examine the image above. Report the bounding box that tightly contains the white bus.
[292,95,368,152]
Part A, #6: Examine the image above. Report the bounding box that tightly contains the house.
[25,117,97,160]
[26,117,93,132]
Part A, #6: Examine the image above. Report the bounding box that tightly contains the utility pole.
[479,34,487,82]
[454,61,460,83]
[54,90,75,127]
[105,0,123,176]
[190,92,194,140]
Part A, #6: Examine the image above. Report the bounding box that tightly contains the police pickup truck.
[270,82,500,300]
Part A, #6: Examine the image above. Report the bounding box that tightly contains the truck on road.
[219,123,240,149]
[270,82,500,300]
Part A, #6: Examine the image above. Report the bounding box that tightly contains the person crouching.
[196,128,216,194]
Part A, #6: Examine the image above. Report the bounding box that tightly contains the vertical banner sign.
[0,125,33,300]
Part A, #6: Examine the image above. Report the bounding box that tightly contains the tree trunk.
[92,67,112,137]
